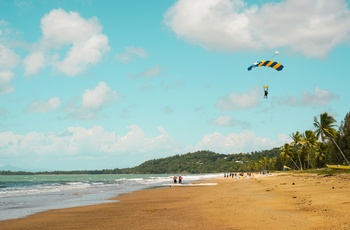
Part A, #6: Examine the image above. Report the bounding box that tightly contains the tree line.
[280,111,350,170]
[112,149,281,174]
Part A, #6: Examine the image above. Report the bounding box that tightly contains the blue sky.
[1,0,350,171]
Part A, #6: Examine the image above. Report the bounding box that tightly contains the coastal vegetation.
[1,111,349,175]
[280,112,350,171]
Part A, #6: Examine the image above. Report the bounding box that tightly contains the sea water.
[0,173,220,221]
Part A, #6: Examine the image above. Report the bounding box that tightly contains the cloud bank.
[216,88,260,110]
[194,130,287,154]
[164,0,350,58]
[0,125,287,170]
[278,87,339,107]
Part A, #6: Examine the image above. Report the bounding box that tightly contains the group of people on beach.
[224,171,270,179]
[224,172,246,178]
[173,175,183,184]
[224,172,255,178]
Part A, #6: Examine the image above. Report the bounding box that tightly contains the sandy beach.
[1,172,350,230]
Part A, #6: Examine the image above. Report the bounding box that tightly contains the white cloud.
[82,81,119,110]
[0,70,15,94]
[301,87,339,106]
[40,8,102,46]
[212,115,234,126]
[0,19,15,38]
[52,34,110,76]
[0,44,20,69]
[0,44,20,93]
[216,88,260,110]
[0,26,20,94]
[115,125,174,153]
[26,97,61,112]
[164,0,350,58]
[128,65,162,78]
[0,44,20,94]
[23,8,110,76]
[278,87,338,107]
[140,65,161,78]
[64,82,120,119]
[210,115,250,128]
[23,52,45,75]
[194,130,284,153]
[115,46,148,64]
[14,0,33,9]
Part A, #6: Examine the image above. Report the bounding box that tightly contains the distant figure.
[178,175,183,184]
[263,86,268,99]
[173,176,177,184]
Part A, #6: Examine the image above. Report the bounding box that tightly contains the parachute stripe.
[266,61,275,67]
[269,62,278,68]
[258,60,266,67]
[248,60,284,71]
[273,63,283,71]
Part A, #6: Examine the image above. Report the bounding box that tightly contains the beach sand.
[2,172,350,230]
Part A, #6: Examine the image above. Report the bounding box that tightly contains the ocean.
[0,173,220,221]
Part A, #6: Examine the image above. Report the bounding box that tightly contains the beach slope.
[2,173,350,230]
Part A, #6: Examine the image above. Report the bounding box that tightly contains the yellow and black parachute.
[247,60,284,71]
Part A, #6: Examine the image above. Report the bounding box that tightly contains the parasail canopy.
[247,60,284,71]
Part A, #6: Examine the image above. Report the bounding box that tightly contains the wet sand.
[2,172,350,230]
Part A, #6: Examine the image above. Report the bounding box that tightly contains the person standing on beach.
[178,175,183,184]
[173,176,177,184]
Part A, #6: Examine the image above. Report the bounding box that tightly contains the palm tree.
[259,156,268,171]
[280,143,299,170]
[314,112,350,165]
[300,130,318,169]
[315,142,327,167]
[290,131,303,170]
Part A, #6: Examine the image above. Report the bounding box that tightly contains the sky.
[0,0,350,171]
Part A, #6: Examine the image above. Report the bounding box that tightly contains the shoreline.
[0,173,220,221]
[2,172,350,229]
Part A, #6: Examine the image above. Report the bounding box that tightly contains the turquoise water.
[0,174,220,221]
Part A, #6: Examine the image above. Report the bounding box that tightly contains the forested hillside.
[113,149,281,174]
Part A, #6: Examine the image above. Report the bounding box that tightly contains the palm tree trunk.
[290,158,300,170]
[297,152,303,170]
[331,138,350,165]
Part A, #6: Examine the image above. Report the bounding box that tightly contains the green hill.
[113,149,281,174]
